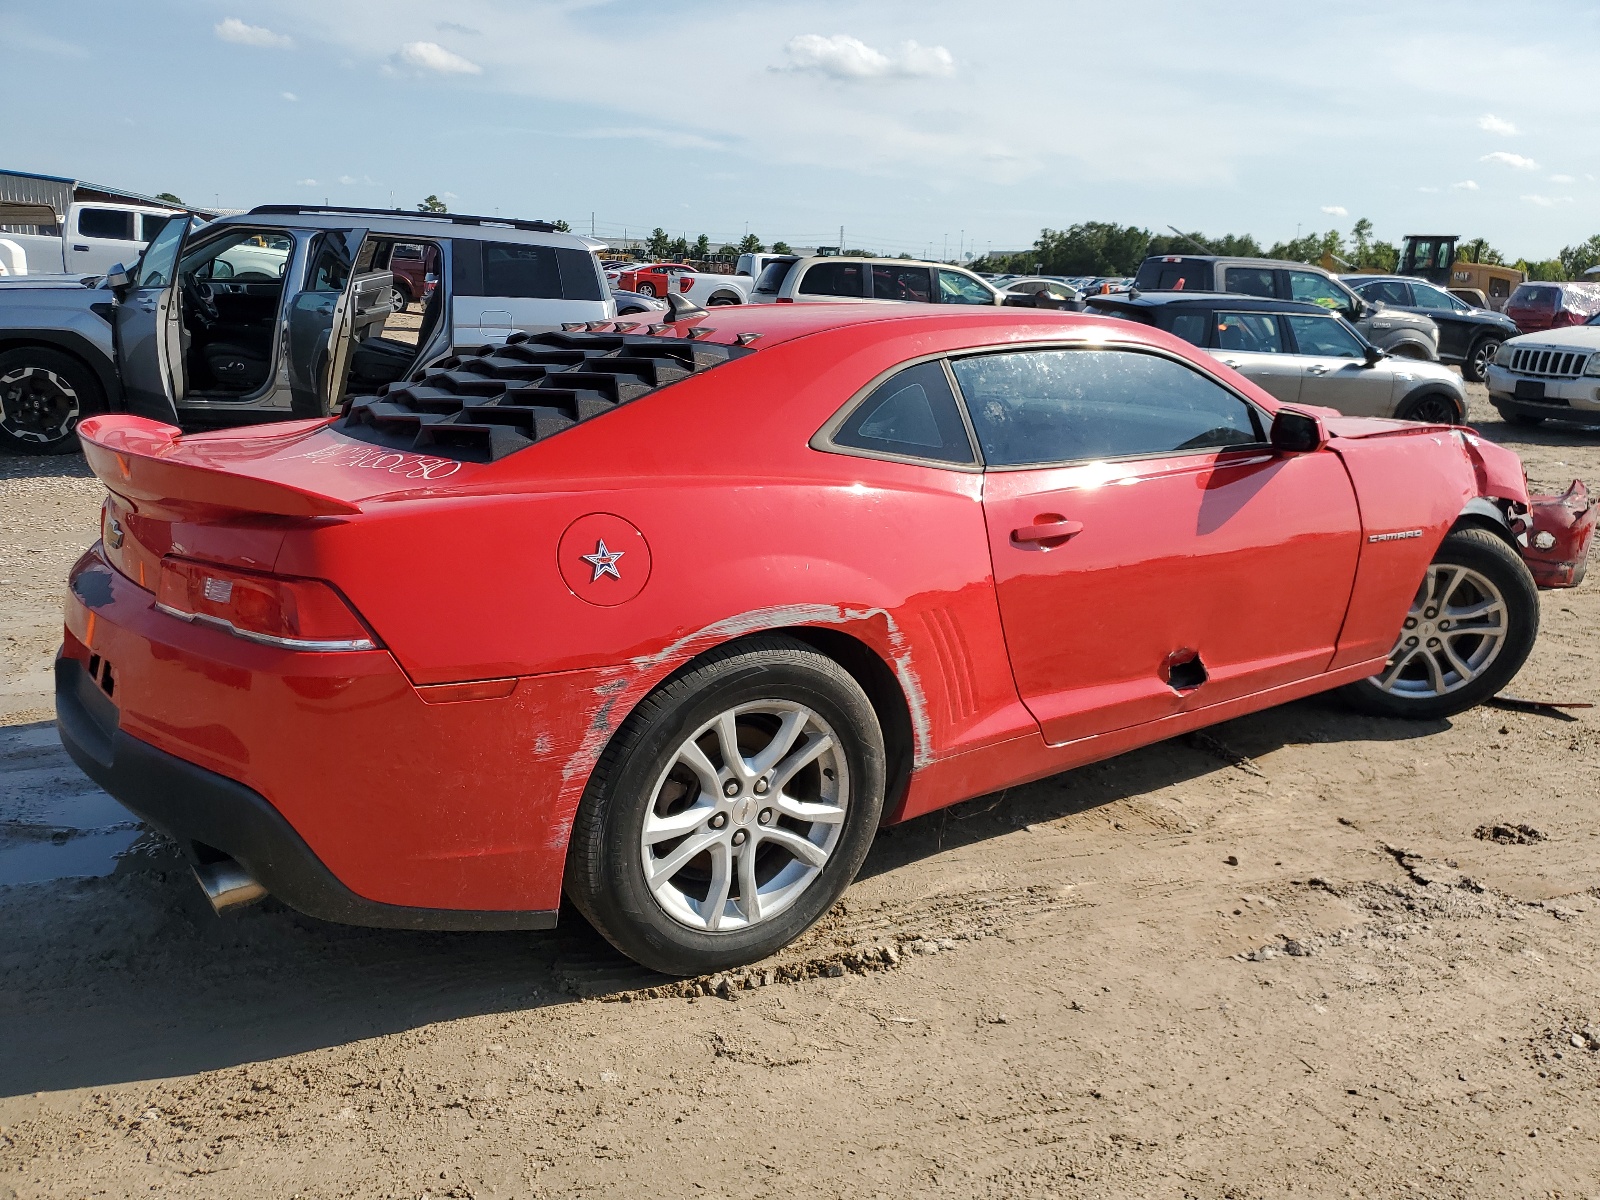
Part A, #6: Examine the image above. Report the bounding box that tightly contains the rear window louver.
[335,330,752,462]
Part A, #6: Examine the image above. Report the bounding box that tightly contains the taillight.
[679,276,695,293]
[155,558,378,652]
[776,296,794,303]
[1554,310,1578,327]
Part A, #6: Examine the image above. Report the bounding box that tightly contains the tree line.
[968,218,1600,282]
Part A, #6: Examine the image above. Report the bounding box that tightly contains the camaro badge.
[580,539,625,582]
[1368,529,1423,543]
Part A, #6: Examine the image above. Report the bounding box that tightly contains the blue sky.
[3,0,1598,259]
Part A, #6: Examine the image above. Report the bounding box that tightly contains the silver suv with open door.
[0,205,612,452]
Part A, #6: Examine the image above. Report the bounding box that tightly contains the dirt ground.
[2,382,1599,1199]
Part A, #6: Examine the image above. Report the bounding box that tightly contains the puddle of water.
[0,827,145,886]
[0,720,169,887]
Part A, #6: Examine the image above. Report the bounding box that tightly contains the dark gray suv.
[0,206,612,453]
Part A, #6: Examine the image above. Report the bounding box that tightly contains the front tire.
[1396,391,1464,424]
[0,346,105,454]
[565,636,886,975]
[1340,527,1539,720]
[1463,335,1501,383]
[636,282,658,298]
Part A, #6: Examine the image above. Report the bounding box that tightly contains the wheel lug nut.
[1406,636,1419,647]
[709,812,728,829]
[1424,608,1438,619]
[722,780,739,797]
[758,808,773,825]
[1438,620,1450,630]
[754,778,769,795]
[1404,618,1418,629]
[1427,637,1441,648]
[731,829,747,846]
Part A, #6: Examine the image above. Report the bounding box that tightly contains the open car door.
[286,228,392,418]
[112,214,191,425]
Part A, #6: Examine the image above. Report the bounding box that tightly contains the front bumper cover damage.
[1520,480,1595,588]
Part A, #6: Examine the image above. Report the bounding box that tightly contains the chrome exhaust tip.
[192,858,267,914]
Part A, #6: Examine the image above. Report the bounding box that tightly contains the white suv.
[747,256,1004,307]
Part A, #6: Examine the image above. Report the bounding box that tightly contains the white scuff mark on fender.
[556,604,935,816]
[630,602,934,769]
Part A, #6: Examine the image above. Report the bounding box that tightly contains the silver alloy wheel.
[640,701,848,933]
[1470,338,1501,380]
[1373,564,1508,697]
[0,366,80,444]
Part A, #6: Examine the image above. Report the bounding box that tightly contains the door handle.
[1306,364,1330,375]
[1219,357,1242,369]
[1012,518,1084,544]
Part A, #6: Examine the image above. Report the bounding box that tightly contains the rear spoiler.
[77,416,362,517]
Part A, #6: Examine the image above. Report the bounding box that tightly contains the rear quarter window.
[1224,267,1278,298]
[799,261,867,297]
[452,241,605,301]
[1163,312,1209,345]
[831,360,975,465]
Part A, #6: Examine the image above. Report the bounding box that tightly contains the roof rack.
[245,205,560,234]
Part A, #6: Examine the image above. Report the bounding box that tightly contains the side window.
[129,217,186,288]
[1411,282,1465,312]
[799,261,866,297]
[1223,267,1276,298]
[871,263,933,303]
[306,231,360,292]
[483,242,561,299]
[1357,279,1410,306]
[1214,313,1284,353]
[951,349,1263,467]
[1165,313,1208,345]
[1286,315,1365,358]
[832,360,974,465]
[938,270,995,305]
[77,208,135,241]
[1287,270,1349,312]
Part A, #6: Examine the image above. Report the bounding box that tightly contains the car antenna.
[1167,225,1217,254]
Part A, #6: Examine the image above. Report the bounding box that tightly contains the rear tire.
[0,346,105,455]
[1391,342,1434,361]
[707,292,741,307]
[1339,527,1539,720]
[637,282,658,298]
[564,636,885,976]
[1396,391,1464,425]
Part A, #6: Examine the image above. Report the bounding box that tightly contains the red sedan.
[59,305,1593,975]
[617,262,694,298]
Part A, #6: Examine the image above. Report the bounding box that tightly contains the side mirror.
[1363,344,1385,366]
[1270,407,1328,454]
[104,263,130,292]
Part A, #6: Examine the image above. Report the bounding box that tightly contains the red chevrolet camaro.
[59,304,1594,975]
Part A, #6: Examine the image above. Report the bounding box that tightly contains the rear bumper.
[56,656,555,930]
[1522,480,1596,589]
[57,544,619,923]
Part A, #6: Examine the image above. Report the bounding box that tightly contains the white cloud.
[784,34,955,80]
[1482,151,1538,169]
[1320,205,1347,216]
[1478,113,1517,136]
[1451,179,1479,190]
[1521,194,1573,207]
[1549,173,1574,183]
[281,91,298,102]
[338,174,357,185]
[296,178,318,187]
[215,18,292,49]
[443,191,459,200]
[1417,186,1440,194]
[397,41,482,75]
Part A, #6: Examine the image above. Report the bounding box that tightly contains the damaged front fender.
[1520,480,1595,589]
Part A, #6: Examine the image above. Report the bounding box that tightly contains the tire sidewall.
[1349,528,1539,720]
[1465,335,1501,383]
[0,347,103,454]
[1398,391,1463,425]
[580,648,885,975]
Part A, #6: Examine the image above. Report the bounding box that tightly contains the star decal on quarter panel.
[580,539,625,582]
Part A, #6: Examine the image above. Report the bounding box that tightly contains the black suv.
[1340,275,1518,382]
[1131,255,1439,361]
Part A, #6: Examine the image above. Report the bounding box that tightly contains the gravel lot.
[1,382,1598,1198]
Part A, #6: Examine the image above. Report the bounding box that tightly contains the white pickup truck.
[0,200,183,277]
